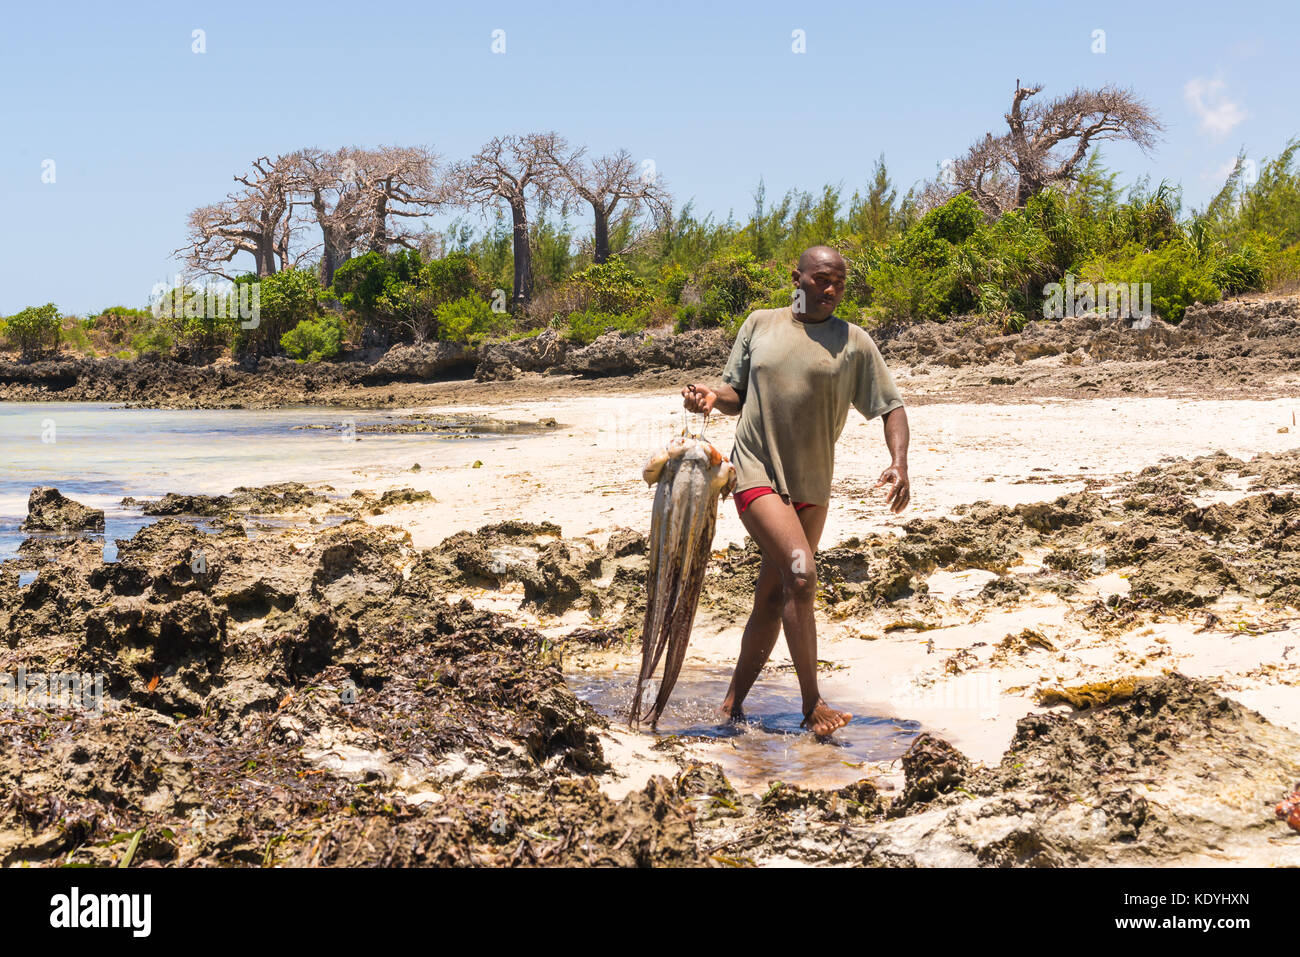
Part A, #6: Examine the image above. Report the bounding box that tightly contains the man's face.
[792,254,846,320]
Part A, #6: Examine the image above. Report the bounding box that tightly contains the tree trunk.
[510,200,533,311]
[256,239,276,277]
[592,206,610,264]
[370,195,389,252]
[319,230,349,288]
[1015,172,1036,209]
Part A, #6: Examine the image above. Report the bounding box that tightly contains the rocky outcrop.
[362,341,477,383]
[474,329,570,381]
[876,294,1300,369]
[20,487,104,532]
[559,328,731,377]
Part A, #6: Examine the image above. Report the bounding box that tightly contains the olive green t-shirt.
[721,306,904,506]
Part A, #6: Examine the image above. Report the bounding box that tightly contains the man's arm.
[682,383,743,416]
[875,405,911,513]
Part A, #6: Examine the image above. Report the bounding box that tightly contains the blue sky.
[2,0,1296,314]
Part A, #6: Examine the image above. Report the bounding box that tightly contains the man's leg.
[721,504,829,718]
[734,496,849,736]
[719,554,784,719]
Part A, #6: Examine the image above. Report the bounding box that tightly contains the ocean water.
[0,402,508,562]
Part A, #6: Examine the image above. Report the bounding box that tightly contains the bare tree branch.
[921,82,1163,217]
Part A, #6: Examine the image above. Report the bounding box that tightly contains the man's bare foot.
[801,698,852,736]
[718,698,745,723]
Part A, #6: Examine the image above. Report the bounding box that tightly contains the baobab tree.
[547,147,671,263]
[352,145,444,254]
[449,132,567,310]
[177,154,305,279]
[926,82,1163,217]
[297,147,370,287]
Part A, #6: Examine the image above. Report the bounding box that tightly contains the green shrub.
[567,256,653,313]
[5,303,61,358]
[234,269,320,356]
[334,251,489,345]
[659,263,688,304]
[865,261,954,321]
[59,317,96,356]
[924,192,983,244]
[435,295,508,344]
[679,252,782,330]
[157,283,242,352]
[281,313,345,362]
[833,237,884,304]
[87,306,153,352]
[1211,245,1266,295]
[566,307,651,345]
[421,251,482,303]
[130,321,175,355]
[1078,243,1220,322]
[1265,243,1300,292]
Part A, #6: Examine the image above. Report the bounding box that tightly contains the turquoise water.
[0,403,501,562]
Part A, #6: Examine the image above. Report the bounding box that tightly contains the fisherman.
[682,245,910,736]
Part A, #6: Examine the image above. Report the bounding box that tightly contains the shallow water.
[0,402,516,561]
[567,666,921,791]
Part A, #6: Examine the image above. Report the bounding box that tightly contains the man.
[682,245,910,736]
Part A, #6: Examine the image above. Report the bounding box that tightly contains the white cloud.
[1204,155,1238,181]
[1184,74,1246,138]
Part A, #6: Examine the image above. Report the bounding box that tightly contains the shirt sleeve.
[721,312,756,394]
[852,333,904,420]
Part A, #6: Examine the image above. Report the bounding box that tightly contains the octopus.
[631,429,737,729]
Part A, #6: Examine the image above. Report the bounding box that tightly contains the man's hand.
[875,464,911,514]
[683,382,743,416]
[682,383,717,415]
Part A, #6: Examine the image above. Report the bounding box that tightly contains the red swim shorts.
[734,486,817,515]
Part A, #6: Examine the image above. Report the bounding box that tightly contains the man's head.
[792,245,847,321]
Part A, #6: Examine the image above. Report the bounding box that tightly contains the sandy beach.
[326,389,1300,803]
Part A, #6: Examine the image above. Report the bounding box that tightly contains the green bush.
[1079,243,1220,322]
[235,269,320,356]
[435,295,508,344]
[566,307,651,345]
[1211,245,1266,295]
[333,251,489,345]
[87,306,153,352]
[567,256,653,314]
[281,313,345,362]
[59,317,96,356]
[130,321,175,355]
[924,192,983,244]
[1265,242,1300,292]
[865,261,954,321]
[421,251,482,303]
[5,303,61,358]
[680,252,781,330]
[156,283,242,352]
[659,263,688,304]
